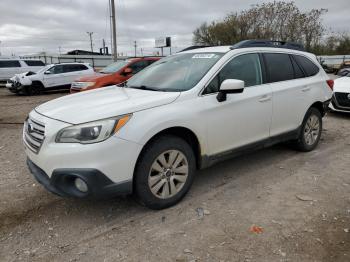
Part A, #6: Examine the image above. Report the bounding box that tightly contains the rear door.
[63,64,90,84]
[262,53,306,136]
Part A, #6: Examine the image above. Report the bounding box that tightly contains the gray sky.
[0,0,349,56]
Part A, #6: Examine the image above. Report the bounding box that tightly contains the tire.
[134,135,196,210]
[295,107,322,152]
[23,82,43,96]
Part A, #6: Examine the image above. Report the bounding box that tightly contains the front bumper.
[25,110,143,197]
[329,101,350,113]
[329,95,350,113]
[27,158,132,198]
[6,80,24,93]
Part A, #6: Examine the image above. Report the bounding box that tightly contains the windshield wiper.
[128,85,160,91]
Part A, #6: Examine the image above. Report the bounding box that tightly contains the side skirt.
[200,127,301,169]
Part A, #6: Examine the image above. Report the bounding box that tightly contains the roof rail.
[179,45,213,52]
[230,40,305,51]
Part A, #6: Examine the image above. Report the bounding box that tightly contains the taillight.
[326,79,334,91]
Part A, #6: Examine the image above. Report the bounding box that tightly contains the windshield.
[36,65,52,74]
[126,52,224,92]
[100,61,129,74]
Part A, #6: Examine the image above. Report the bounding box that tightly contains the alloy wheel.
[303,114,320,146]
[148,150,189,199]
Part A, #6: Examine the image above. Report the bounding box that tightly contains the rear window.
[263,53,294,83]
[293,55,319,77]
[0,60,21,68]
[24,60,45,66]
[290,55,305,79]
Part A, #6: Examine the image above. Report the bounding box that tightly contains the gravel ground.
[0,87,349,262]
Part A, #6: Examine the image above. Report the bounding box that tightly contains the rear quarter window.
[24,60,45,66]
[293,55,320,77]
[263,53,294,83]
[0,60,21,68]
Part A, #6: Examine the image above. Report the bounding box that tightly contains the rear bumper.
[27,158,132,198]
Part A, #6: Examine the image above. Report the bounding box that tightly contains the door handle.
[259,95,271,102]
[302,86,311,92]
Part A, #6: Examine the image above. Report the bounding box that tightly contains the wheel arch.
[135,126,203,171]
[310,101,325,117]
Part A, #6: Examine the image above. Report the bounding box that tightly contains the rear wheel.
[134,135,196,210]
[295,107,322,152]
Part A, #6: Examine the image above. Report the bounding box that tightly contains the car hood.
[333,77,350,93]
[35,86,180,124]
[11,71,32,80]
[75,73,111,82]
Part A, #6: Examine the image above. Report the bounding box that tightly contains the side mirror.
[123,68,133,75]
[44,71,52,75]
[216,79,244,102]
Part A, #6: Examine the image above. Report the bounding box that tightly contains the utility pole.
[134,41,137,57]
[87,32,94,54]
[0,41,2,56]
[58,46,62,55]
[110,0,118,61]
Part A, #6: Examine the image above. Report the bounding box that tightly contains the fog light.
[74,178,88,193]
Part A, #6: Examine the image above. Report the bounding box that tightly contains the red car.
[70,57,160,93]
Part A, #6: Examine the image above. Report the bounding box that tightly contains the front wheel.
[295,108,322,152]
[134,135,196,210]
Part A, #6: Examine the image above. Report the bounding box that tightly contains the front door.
[201,53,273,155]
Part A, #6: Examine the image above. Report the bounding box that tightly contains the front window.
[100,61,129,74]
[126,53,224,92]
[203,53,262,94]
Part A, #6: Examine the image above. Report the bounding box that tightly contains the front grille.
[334,92,350,108]
[23,117,45,154]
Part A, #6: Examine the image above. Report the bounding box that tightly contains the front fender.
[115,102,208,156]
[18,76,33,86]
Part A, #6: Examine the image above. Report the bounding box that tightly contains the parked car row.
[4,57,161,95]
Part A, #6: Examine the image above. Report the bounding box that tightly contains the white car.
[6,63,94,95]
[0,58,45,83]
[24,40,333,209]
[329,75,350,113]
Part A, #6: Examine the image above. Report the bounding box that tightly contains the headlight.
[56,115,132,144]
[72,82,96,89]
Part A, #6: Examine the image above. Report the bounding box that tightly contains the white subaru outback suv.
[24,40,333,209]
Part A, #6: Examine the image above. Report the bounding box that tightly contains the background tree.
[192,1,346,54]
